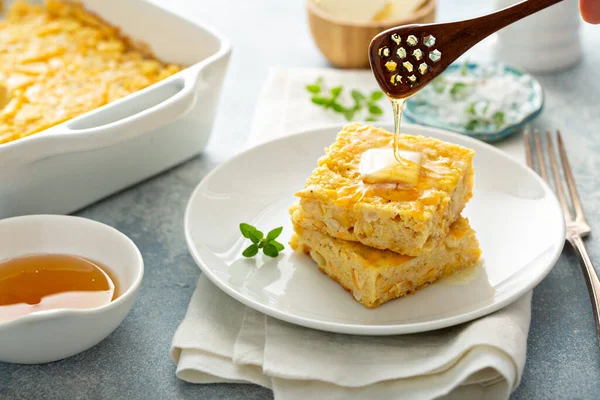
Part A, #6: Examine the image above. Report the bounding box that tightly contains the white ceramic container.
[493,0,581,73]
[0,0,231,218]
[0,215,144,364]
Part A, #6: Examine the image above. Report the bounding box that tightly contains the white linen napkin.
[171,67,531,400]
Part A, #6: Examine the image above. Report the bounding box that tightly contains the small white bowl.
[0,215,144,364]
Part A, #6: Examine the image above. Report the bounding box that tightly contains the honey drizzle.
[391,97,408,163]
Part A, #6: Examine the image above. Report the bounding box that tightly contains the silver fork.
[525,129,600,344]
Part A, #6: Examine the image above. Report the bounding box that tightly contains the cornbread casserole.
[292,123,474,256]
[0,0,182,145]
[291,216,481,308]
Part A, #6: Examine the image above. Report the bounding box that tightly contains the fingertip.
[580,0,600,24]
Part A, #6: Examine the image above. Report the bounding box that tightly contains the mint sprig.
[240,223,284,258]
[306,77,385,122]
[464,101,505,131]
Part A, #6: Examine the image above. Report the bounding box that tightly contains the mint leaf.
[307,79,385,122]
[368,104,383,115]
[332,102,345,113]
[460,60,469,77]
[306,84,321,94]
[242,244,259,257]
[267,227,283,240]
[248,229,263,244]
[330,86,343,97]
[370,91,384,101]
[271,241,285,252]
[465,119,480,131]
[240,223,256,239]
[311,96,328,106]
[240,224,285,258]
[492,111,505,127]
[432,78,446,94]
[263,243,279,258]
[351,90,366,104]
[465,102,476,115]
[482,102,490,115]
[450,82,469,99]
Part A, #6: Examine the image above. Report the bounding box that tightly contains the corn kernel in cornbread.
[290,216,481,308]
[0,0,182,145]
[293,123,474,256]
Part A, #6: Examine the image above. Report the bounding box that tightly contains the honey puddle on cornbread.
[0,254,119,322]
[358,98,423,187]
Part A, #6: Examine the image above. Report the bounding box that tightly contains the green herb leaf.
[482,102,489,115]
[248,229,263,244]
[240,224,286,258]
[330,86,343,97]
[311,96,328,106]
[431,77,446,94]
[370,91,384,101]
[465,119,480,131]
[365,116,378,122]
[351,90,366,104]
[465,102,476,115]
[239,223,255,239]
[332,102,346,113]
[307,78,386,122]
[271,241,285,252]
[449,82,469,99]
[368,104,383,115]
[267,227,283,240]
[263,243,279,258]
[492,111,505,127]
[306,84,321,94]
[460,60,469,77]
[242,244,259,257]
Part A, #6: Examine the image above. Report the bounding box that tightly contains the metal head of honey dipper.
[368,0,564,163]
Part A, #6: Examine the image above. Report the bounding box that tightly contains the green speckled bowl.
[404,62,544,143]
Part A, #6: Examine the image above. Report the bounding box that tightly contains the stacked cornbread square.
[289,123,481,308]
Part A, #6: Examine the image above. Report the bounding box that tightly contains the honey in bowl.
[0,254,119,323]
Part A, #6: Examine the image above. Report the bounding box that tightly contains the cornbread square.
[290,216,481,308]
[293,123,474,256]
[0,0,182,145]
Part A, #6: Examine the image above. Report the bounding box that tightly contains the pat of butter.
[313,0,387,23]
[360,148,422,186]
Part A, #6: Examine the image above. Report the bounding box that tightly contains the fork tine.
[545,131,574,222]
[557,131,586,222]
[533,129,550,182]
[524,129,534,168]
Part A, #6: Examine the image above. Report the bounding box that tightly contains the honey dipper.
[369,0,564,99]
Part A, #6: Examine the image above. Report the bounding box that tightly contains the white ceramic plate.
[184,124,565,335]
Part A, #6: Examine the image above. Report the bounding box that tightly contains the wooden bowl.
[307,0,437,69]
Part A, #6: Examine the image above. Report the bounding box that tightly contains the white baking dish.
[0,0,231,218]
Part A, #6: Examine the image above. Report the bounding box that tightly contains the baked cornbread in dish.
[292,123,474,256]
[0,0,182,145]
[290,216,481,308]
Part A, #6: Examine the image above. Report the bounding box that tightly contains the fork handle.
[568,235,600,342]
